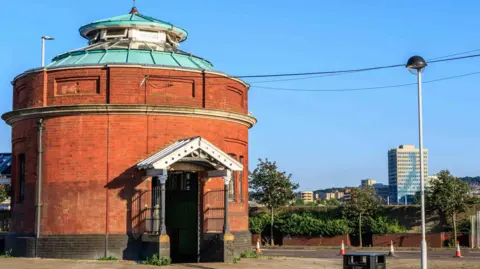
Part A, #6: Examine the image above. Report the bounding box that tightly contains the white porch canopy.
[136,136,240,236]
[136,136,243,172]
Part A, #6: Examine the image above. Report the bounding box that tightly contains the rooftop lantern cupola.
[48,8,213,70]
[78,7,188,52]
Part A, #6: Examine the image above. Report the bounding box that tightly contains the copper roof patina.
[47,7,216,70]
[79,7,188,42]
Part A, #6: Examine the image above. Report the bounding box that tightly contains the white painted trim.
[146,169,168,177]
[151,138,200,169]
[2,104,257,128]
[136,137,243,171]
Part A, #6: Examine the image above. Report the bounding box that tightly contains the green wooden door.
[166,172,198,262]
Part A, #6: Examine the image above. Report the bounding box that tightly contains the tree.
[342,186,381,247]
[0,184,10,203]
[427,170,471,242]
[292,199,305,206]
[249,158,299,245]
[413,191,421,205]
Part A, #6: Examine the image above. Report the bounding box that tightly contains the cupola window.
[104,28,128,39]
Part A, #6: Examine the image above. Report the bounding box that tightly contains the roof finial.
[130,0,139,14]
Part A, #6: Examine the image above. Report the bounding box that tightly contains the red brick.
[8,66,251,235]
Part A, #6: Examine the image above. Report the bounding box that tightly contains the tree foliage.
[318,199,342,206]
[249,158,299,245]
[368,216,406,235]
[342,186,381,246]
[276,213,351,237]
[249,210,405,238]
[249,159,299,210]
[427,170,472,241]
[0,185,10,203]
[248,214,270,234]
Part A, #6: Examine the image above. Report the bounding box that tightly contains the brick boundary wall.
[281,234,350,247]
[373,233,470,248]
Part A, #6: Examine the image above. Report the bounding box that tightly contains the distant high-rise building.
[388,145,428,204]
[361,179,377,188]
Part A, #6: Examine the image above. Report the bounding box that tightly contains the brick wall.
[281,234,350,247]
[373,233,470,248]
[7,66,251,246]
[14,67,249,114]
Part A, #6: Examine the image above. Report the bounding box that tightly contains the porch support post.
[223,169,231,234]
[222,169,235,262]
[159,169,168,235]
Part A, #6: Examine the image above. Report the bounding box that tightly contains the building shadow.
[175,264,216,269]
[105,165,146,260]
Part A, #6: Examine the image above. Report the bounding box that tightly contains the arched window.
[239,156,244,202]
[227,154,236,201]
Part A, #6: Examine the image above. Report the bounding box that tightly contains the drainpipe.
[35,118,45,257]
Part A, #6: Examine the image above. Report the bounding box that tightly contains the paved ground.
[262,248,480,260]
[1,257,480,269]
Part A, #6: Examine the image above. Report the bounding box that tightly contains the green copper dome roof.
[48,49,214,70]
[47,7,215,70]
[79,8,188,41]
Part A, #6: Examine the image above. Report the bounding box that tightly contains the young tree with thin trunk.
[342,186,381,247]
[249,158,298,246]
[427,170,471,243]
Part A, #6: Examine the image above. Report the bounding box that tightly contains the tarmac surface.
[1,256,480,269]
[262,248,480,260]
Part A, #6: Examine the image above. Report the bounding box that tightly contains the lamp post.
[406,55,428,269]
[41,36,54,67]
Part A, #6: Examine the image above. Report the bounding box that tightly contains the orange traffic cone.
[388,240,397,257]
[454,241,462,258]
[255,238,261,254]
[340,240,345,255]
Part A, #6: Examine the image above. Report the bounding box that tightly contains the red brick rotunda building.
[2,7,256,262]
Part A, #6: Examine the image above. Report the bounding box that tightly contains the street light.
[406,55,428,269]
[41,36,55,67]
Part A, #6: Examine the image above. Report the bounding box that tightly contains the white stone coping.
[2,104,257,128]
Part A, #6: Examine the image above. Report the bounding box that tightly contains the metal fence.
[131,187,226,236]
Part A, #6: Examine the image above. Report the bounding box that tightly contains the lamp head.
[406,56,427,73]
[42,36,55,40]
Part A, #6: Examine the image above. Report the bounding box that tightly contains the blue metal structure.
[0,153,11,175]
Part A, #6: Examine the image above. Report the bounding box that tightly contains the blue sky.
[1,1,479,190]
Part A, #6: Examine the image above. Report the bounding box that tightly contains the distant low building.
[320,190,344,201]
[372,183,389,204]
[342,189,352,201]
[361,179,377,188]
[297,191,314,203]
